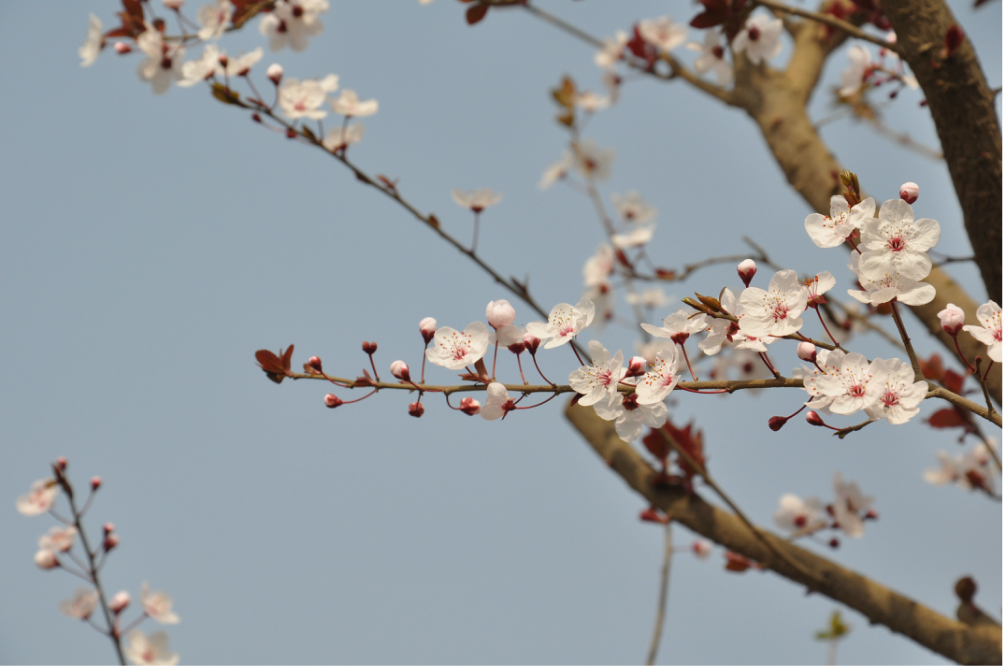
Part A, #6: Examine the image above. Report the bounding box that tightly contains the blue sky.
[1,1,999,664]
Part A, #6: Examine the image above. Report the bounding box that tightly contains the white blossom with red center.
[814,352,886,416]
[124,630,179,666]
[223,48,263,77]
[804,271,836,308]
[687,30,733,85]
[864,358,927,424]
[259,0,329,53]
[611,191,657,224]
[38,526,77,553]
[451,188,502,213]
[858,198,940,281]
[425,321,490,370]
[732,331,778,353]
[330,89,379,117]
[480,382,514,421]
[575,91,611,113]
[698,288,740,355]
[571,139,615,182]
[846,252,936,306]
[592,392,668,442]
[582,244,614,290]
[797,348,840,413]
[569,340,625,406]
[278,75,339,120]
[732,13,783,65]
[839,44,875,97]
[832,473,875,538]
[196,0,233,41]
[962,300,1002,362]
[924,440,999,494]
[79,14,103,67]
[141,582,180,624]
[637,16,688,52]
[322,123,365,152]
[594,31,628,69]
[804,195,875,249]
[59,588,99,620]
[642,309,709,345]
[636,345,683,405]
[773,493,825,533]
[16,478,57,516]
[136,27,185,95]
[738,269,808,338]
[178,44,223,88]
[525,297,595,349]
[538,153,572,190]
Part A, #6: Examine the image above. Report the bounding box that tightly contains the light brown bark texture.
[726,14,1001,403]
[565,401,1003,665]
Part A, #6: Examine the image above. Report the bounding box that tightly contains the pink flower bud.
[90,476,102,491]
[217,53,229,68]
[806,410,826,427]
[362,341,377,355]
[485,299,516,328]
[267,63,283,85]
[937,303,965,336]
[692,539,713,559]
[324,394,343,408]
[459,397,481,415]
[797,342,817,362]
[390,360,410,381]
[109,591,130,614]
[625,356,646,378]
[829,538,840,549]
[408,401,425,418]
[899,182,919,204]
[307,356,323,372]
[103,523,115,535]
[55,457,68,471]
[419,317,437,344]
[768,415,788,431]
[737,259,757,288]
[865,509,879,520]
[523,332,541,354]
[103,534,120,552]
[639,507,670,524]
[114,42,132,55]
[34,549,58,570]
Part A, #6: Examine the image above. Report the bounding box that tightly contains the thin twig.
[645,523,673,666]
[889,300,922,379]
[752,0,899,52]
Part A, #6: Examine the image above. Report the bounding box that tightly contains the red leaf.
[943,369,967,394]
[466,3,489,25]
[920,354,945,382]
[724,551,754,572]
[926,407,970,429]
[255,345,295,384]
[642,429,670,460]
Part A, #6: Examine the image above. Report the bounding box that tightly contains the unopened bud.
[408,401,425,418]
[307,356,323,372]
[768,415,788,431]
[285,128,297,139]
[943,24,964,57]
[459,397,481,415]
[251,113,263,123]
[523,332,541,354]
[806,410,826,427]
[625,356,646,378]
[103,534,120,552]
[419,317,437,344]
[34,549,59,570]
[797,342,817,362]
[937,303,965,336]
[829,538,840,549]
[114,42,132,55]
[217,53,229,68]
[267,63,283,85]
[692,539,713,559]
[639,507,670,524]
[90,476,102,491]
[103,523,115,535]
[109,591,130,614]
[362,341,377,355]
[390,360,410,381]
[485,299,516,328]
[737,259,757,288]
[899,181,919,204]
[56,457,68,471]
[865,508,879,520]
[324,394,343,408]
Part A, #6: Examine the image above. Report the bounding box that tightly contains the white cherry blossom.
[732,14,783,65]
[635,345,683,405]
[687,30,733,85]
[538,153,572,190]
[698,288,740,355]
[178,44,223,87]
[571,139,615,182]
[797,347,838,413]
[79,14,104,67]
[839,44,873,96]
[223,48,263,77]
[642,309,709,345]
[846,252,936,306]
[330,89,379,117]
[38,526,77,553]
[804,271,836,307]
[593,393,668,442]
[196,0,232,41]
[814,352,885,416]
[59,588,99,620]
[136,28,185,95]
[278,75,338,120]
[582,244,614,289]
[638,16,688,52]
[611,191,656,223]
[738,269,808,338]
[480,382,513,421]
[962,300,1001,362]
[124,630,180,666]
[141,582,180,624]
[925,440,999,493]
[526,298,595,349]
[626,288,670,310]
[595,31,628,69]
[732,331,778,353]
[804,196,875,248]
[259,0,329,52]
[864,358,927,424]
[569,340,625,406]
[425,322,490,370]
[858,199,940,281]
[452,189,502,212]
[16,478,57,516]
[773,493,825,532]
[322,123,365,152]
[575,91,611,113]
[832,473,874,538]
[611,224,656,249]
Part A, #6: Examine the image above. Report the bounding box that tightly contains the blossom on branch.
[452,189,503,213]
[636,345,683,405]
[812,352,885,416]
[322,123,365,152]
[962,300,1001,362]
[569,340,625,406]
[425,322,490,370]
[196,0,233,41]
[773,493,824,533]
[687,30,733,86]
[858,199,940,282]
[259,0,329,52]
[141,582,180,624]
[16,478,57,516]
[832,473,874,538]
[611,191,656,223]
[804,196,875,249]
[924,440,999,494]
[737,269,808,338]
[839,44,873,97]
[278,75,339,120]
[38,526,77,553]
[538,153,572,190]
[571,139,615,182]
[330,89,379,117]
[637,16,688,53]
[124,630,180,666]
[178,44,223,87]
[79,14,104,68]
[846,253,936,306]
[58,588,99,620]
[525,297,595,349]
[732,14,782,65]
[594,393,668,442]
[136,28,185,95]
[594,31,628,69]
[480,382,513,421]
[864,358,927,424]
[642,309,709,345]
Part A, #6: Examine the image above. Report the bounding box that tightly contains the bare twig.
[645,523,673,666]
[752,0,899,52]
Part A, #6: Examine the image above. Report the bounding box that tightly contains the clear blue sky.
[1,1,999,664]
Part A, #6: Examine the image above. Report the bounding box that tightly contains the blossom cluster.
[774,473,878,542]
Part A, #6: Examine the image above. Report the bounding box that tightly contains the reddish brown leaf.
[105,0,146,38]
[927,407,970,429]
[655,268,677,280]
[466,3,489,25]
[255,345,294,384]
[943,369,967,395]
[724,551,753,572]
[920,354,945,382]
[642,429,670,461]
